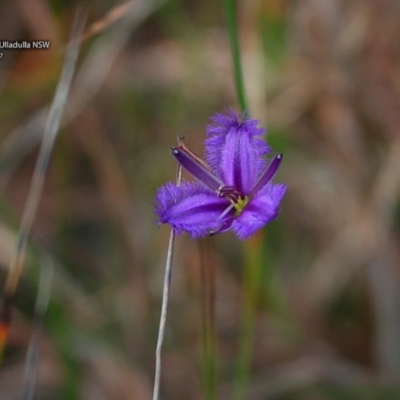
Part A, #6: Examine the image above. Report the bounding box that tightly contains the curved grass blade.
[23,255,53,400]
[0,9,86,360]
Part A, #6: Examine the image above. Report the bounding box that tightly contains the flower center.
[217,185,249,216]
[233,195,249,216]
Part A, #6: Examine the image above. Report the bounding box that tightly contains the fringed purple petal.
[205,110,271,194]
[155,181,234,238]
[231,183,286,240]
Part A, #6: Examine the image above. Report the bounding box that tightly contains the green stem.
[224,0,248,113]
[234,234,263,400]
[200,238,217,400]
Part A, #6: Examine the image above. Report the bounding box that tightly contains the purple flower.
[155,110,286,240]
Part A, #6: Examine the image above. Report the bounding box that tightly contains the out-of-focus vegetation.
[1,0,400,399]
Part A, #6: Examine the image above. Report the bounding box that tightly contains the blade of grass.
[23,255,54,400]
[224,0,248,113]
[0,9,86,359]
[223,1,256,397]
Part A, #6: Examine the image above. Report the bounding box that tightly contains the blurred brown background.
[0,0,400,399]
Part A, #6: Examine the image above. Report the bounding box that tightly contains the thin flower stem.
[152,230,175,400]
[152,164,182,400]
[200,237,217,400]
[233,233,263,400]
[224,0,248,113]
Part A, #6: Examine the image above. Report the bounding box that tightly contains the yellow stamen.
[233,196,249,217]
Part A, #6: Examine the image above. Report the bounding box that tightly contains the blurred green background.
[1,0,400,399]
